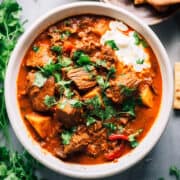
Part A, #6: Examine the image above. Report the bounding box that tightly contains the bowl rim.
[5,1,173,179]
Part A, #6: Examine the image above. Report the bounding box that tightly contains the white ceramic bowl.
[5,2,173,179]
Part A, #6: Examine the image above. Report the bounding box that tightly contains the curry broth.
[17,15,162,164]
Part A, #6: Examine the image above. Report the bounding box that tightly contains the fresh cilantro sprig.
[61,127,76,145]
[0,146,39,179]
[0,0,24,140]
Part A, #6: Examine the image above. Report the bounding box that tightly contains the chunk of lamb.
[67,67,97,91]
[25,112,60,139]
[106,72,142,103]
[27,73,55,112]
[91,46,118,70]
[53,97,83,128]
[63,126,90,155]
[26,41,55,67]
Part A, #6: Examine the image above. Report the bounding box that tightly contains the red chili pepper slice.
[108,134,129,141]
[105,143,125,161]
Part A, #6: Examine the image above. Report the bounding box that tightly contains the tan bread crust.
[174,62,180,109]
[134,0,146,5]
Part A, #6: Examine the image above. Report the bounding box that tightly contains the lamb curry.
[17,15,162,164]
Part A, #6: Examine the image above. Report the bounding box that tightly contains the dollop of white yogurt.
[100,21,151,72]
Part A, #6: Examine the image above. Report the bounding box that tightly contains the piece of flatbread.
[174,62,180,109]
[134,0,146,5]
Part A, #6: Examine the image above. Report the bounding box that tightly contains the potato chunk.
[25,112,53,139]
[139,84,154,108]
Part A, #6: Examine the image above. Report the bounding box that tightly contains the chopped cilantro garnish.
[44,95,57,108]
[61,30,71,39]
[53,72,61,82]
[33,72,47,88]
[120,98,136,117]
[32,45,39,52]
[103,123,117,132]
[50,45,62,54]
[133,32,141,45]
[120,85,136,96]
[57,80,74,99]
[95,59,107,68]
[58,56,72,67]
[133,32,148,48]
[105,40,119,50]
[96,76,109,90]
[64,20,71,26]
[69,99,83,108]
[86,117,96,126]
[83,65,94,72]
[107,66,116,80]
[64,88,74,99]
[128,129,143,148]
[61,127,76,145]
[40,60,61,76]
[136,59,144,64]
[73,51,91,66]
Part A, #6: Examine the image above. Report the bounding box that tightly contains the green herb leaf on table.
[105,40,119,50]
[169,166,180,180]
[0,0,24,139]
[96,75,109,90]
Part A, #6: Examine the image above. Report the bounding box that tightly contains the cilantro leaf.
[128,129,143,148]
[40,60,61,76]
[58,56,72,67]
[103,123,117,132]
[69,99,83,108]
[105,40,119,50]
[133,32,148,48]
[44,95,57,108]
[121,98,136,117]
[107,66,116,80]
[61,30,71,39]
[73,51,91,66]
[0,0,24,139]
[86,117,96,126]
[33,72,47,88]
[95,59,107,68]
[61,127,76,145]
[32,45,39,52]
[96,75,109,90]
[50,45,62,54]
[120,85,136,96]
[169,166,180,180]
[136,59,144,64]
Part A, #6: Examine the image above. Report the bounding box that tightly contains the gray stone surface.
[13,0,180,179]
